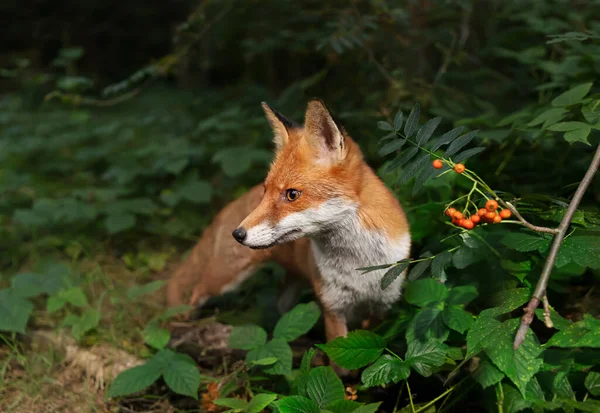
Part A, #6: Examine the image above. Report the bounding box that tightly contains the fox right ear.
[261,102,298,151]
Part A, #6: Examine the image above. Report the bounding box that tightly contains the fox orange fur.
[167,99,411,346]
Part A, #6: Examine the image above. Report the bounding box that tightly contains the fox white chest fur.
[309,202,411,318]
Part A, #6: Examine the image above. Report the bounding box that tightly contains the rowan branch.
[513,143,600,349]
[501,200,559,235]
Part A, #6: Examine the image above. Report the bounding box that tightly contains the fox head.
[232,99,365,249]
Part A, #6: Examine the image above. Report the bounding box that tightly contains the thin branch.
[501,200,558,234]
[514,143,600,349]
[542,295,553,328]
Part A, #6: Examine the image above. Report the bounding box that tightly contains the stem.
[496,383,504,413]
[386,348,403,360]
[502,200,558,234]
[406,379,416,413]
[542,295,554,328]
[514,143,600,349]
[414,378,466,413]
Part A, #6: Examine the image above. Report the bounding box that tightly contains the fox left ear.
[304,99,347,163]
[262,102,298,152]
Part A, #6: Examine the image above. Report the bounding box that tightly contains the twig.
[514,143,600,349]
[542,295,553,328]
[501,201,558,234]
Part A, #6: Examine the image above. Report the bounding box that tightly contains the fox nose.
[232,227,247,243]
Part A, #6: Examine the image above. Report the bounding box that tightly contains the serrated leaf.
[352,403,382,413]
[228,325,267,350]
[443,305,474,333]
[246,393,278,413]
[453,147,486,163]
[316,331,386,370]
[430,126,465,152]
[106,363,162,398]
[377,121,393,131]
[388,147,419,174]
[447,285,478,306]
[431,251,452,282]
[361,355,410,388]
[127,280,165,299]
[393,110,404,130]
[0,289,33,333]
[551,82,593,107]
[275,396,320,413]
[306,366,344,407]
[466,316,502,358]
[545,320,600,348]
[502,383,531,413]
[143,321,171,350]
[555,235,600,269]
[479,288,531,318]
[405,339,448,377]
[407,253,433,281]
[273,301,321,341]
[412,166,439,196]
[412,305,448,341]
[416,117,441,145]
[585,371,600,396]
[444,130,478,157]
[472,355,505,389]
[247,338,293,375]
[380,260,410,289]
[397,153,430,185]
[484,319,543,396]
[105,212,136,233]
[325,399,364,413]
[378,139,406,157]
[404,278,448,307]
[163,357,201,399]
[358,263,392,274]
[501,232,550,253]
[404,104,420,138]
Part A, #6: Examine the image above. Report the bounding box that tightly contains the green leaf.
[378,139,406,157]
[143,321,171,350]
[430,126,465,152]
[246,393,278,413]
[377,121,393,131]
[412,305,448,341]
[547,122,592,145]
[484,319,543,396]
[46,295,67,313]
[407,253,433,281]
[352,403,382,413]
[180,179,212,204]
[305,366,344,407]
[404,104,420,138]
[416,117,441,145]
[275,396,321,413]
[582,101,600,124]
[0,289,33,333]
[11,272,66,298]
[247,338,293,375]
[380,260,410,289]
[106,363,162,398]
[388,147,419,173]
[393,110,404,131]
[430,251,452,282]
[585,372,600,396]
[527,108,567,127]
[358,263,392,274]
[162,357,201,399]
[325,400,364,413]
[316,331,386,370]
[404,279,448,307]
[443,305,474,334]
[551,82,593,107]
[405,339,448,377]
[228,325,268,350]
[453,147,486,163]
[466,316,502,358]
[501,232,550,253]
[79,308,100,334]
[361,355,410,387]
[447,285,478,306]
[214,398,248,410]
[127,280,165,299]
[479,288,531,318]
[59,287,88,308]
[396,153,430,185]
[545,320,600,348]
[248,357,278,366]
[105,212,136,234]
[502,383,531,413]
[444,131,478,157]
[472,355,504,389]
[273,301,321,342]
[555,235,600,269]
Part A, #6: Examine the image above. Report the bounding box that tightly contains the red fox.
[167,99,411,344]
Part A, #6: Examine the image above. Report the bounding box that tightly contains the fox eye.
[285,189,301,202]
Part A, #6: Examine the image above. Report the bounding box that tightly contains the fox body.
[167,100,410,342]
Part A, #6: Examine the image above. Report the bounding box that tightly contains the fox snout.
[232,227,247,243]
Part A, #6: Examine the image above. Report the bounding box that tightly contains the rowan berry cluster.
[445,199,511,230]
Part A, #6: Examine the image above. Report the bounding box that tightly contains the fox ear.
[261,102,298,151]
[304,99,346,163]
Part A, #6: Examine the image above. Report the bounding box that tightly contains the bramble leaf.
[228,325,267,350]
[404,279,448,307]
[361,355,410,387]
[274,301,321,341]
[316,331,386,370]
[405,339,448,377]
[551,82,593,107]
[305,366,344,407]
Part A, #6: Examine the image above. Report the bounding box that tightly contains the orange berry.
[455,218,465,227]
[446,207,457,217]
[493,215,502,223]
[485,200,499,211]
[432,159,443,169]
[478,208,487,217]
[462,219,474,230]
[454,163,466,174]
[453,211,464,220]
[499,209,511,219]
[471,215,480,224]
[484,211,496,221]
